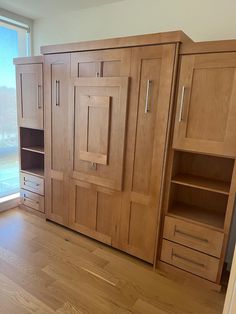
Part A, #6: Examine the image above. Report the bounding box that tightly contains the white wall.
[33,0,236,54]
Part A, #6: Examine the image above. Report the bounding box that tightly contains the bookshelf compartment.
[21,150,44,177]
[20,128,44,154]
[168,184,228,229]
[171,151,234,194]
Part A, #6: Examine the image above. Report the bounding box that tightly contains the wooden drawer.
[163,216,224,258]
[21,189,45,213]
[20,172,44,195]
[161,240,220,282]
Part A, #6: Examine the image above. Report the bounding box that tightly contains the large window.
[0,19,30,201]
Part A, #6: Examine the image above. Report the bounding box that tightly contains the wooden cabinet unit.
[14,32,236,289]
[159,42,236,290]
[14,57,45,216]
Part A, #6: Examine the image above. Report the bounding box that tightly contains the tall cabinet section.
[14,57,45,215]
[159,46,236,288]
[44,54,71,225]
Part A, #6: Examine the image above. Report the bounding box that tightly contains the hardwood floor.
[0,208,225,314]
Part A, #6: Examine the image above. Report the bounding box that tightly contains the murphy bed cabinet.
[14,33,236,290]
[14,56,45,216]
[43,33,183,264]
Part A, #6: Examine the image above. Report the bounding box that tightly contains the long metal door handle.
[56,80,60,106]
[174,227,209,243]
[37,85,42,109]
[145,80,152,113]
[179,86,186,122]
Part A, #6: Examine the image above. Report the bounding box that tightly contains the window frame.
[0,11,32,210]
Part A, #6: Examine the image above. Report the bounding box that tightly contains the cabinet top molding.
[13,56,44,65]
[180,39,236,54]
[40,30,192,55]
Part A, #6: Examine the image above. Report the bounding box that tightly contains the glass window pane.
[0,25,19,198]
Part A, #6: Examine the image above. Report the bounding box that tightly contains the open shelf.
[172,151,234,195]
[168,202,225,230]
[22,146,45,154]
[167,184,228,231]
[20,128,44,153]
[172,174,230,195]
[21,150,44,178]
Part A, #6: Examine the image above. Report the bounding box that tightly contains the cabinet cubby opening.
[171,151,234,195]
[20,127,44,153]
[21,150,44,177]
[168,184,228,229]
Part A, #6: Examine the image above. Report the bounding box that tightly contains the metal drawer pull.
[24,178,40,187]
[175,228,209,243]
[56,80,60,106]
[172,252,205,268]
[38,85,42,109]
[179,86,186,122]
[23,195,39,204]
[145,80,152,113]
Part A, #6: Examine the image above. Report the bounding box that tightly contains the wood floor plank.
[0,272,55,314]
[0,208,225,314]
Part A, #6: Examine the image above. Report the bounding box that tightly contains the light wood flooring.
[0,208,225,314]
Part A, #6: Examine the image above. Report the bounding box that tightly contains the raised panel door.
[173,53,236,157]
[44,54,70,225]
[16,63,43,129]
[119,45,176,263]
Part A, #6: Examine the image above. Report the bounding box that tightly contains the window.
[0,18,30,201]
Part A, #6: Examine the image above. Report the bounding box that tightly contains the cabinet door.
[119,45,176,263]
[44,54,70,225]
[173,53,236,157]
[69,49,131,245]
[16,63,43,129]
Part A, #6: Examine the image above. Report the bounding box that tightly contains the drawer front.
[21,189,45,213]
[163,216,224,258]
[20,172,44,195]
[161,240,220,282]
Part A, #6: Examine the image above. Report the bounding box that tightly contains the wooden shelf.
[22,146,45,154]
[21,168,44,178]
[168,202,225,230]
[172,174,230,195]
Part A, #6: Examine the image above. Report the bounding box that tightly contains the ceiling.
[0,0,124,19]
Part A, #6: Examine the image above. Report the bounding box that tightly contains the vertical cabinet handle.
[179,86,186,122]
[56,80,60,106]
[145,80,152,113]
[37,85,42,109]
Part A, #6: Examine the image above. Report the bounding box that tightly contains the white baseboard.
[0,194,20,212]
